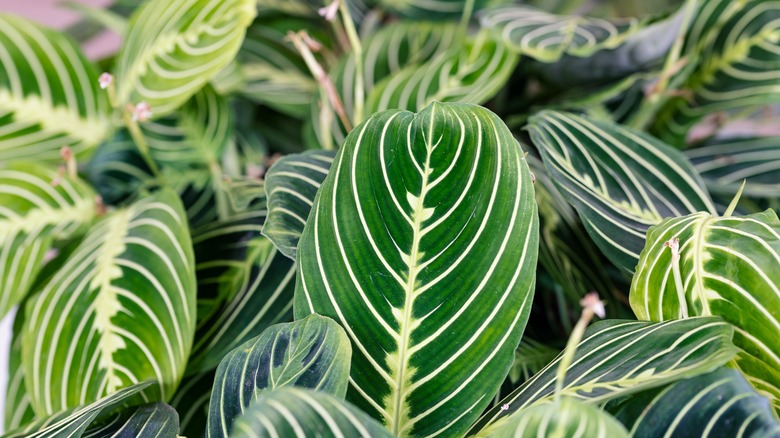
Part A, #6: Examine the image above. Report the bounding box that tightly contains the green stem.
[123,110,161,179]
[339,0,364,125]
[553,307,593,402]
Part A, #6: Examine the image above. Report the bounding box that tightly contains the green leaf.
[470,317,736,434]
[654,0,780,145]
[528,110,716,273]
[263,150,335,259]
[0,163,96,319]
[630,209,780,411]
[230,387,392,438]
[22,188,196,416]
[206,314,352,437]
[509,338,559,386]
[0,381,152,438]
[187,209,296,374]
[610,368,780,437]
[0,14,109,162]
[295,102,539,437]
[114,0,256,117]
[170,370,214,438]
[379,0,501,20]
[4,309,34,431]
[82,403,179,437]
[85,132,154,206]
[483,397,629,438]
[686,136,780,198]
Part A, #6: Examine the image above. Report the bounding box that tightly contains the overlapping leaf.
[470,317,736,433]
[528,110,716,273]
[115,0,256,117]
[170,370,214,437]
[0,163,96,319]
[207,315,352,437]
[22,189,197,415]
[1,382,151,438]
[631,209,780,411]
[231,387,392,438]
[263,150,335,259]
[610,368,780,436]
[82,403,179,437]
[295,102,539,437]
[655,0,780,145]
[0,14,109,162]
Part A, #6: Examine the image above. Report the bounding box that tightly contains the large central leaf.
[294,102,539,437]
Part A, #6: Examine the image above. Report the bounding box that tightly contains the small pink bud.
[98,72,113,89]
[664,237,680,262]
[500,403,510,411]
[132,101,152,122]
[318,0,339,21]
[580,292,606,319]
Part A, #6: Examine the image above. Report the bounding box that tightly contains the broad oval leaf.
[528,110,716,273]
[22,188,196,415]
[187,208,297,374]
[610,368,780,437]
[294,102,539,437]
[82,402,179,438]
[470,317,736,433]
[115,0,256,117]
[263,150,336,259]
[231,387,392,438]
[0,14,109,162]
[631,209,780,411]
[206,314,352,437]
[0,163,96,319]
[1,381,152,438]
[483,397,629,438]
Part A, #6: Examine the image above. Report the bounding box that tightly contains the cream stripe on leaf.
[22,188,196,416]
[0,162,96,320]
[631,209,780,413]
[231,387,392,438]
[294,102,538,437]
[4,309,35,431]
[263,150,336,260]
[528,110,716,273]
[654,0,780,146]
[0,14,109,162]
[186,205,297,374]
[81,402,179,438]
[1,381,152,438]
[169,370,214,437]
[378,0,495,20]
[470,317,736,434]
[114,0,256,117]
[610,368,780,437]
[483,397,629,438]
[206,314,352,437]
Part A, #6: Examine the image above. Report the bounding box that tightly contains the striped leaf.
[207,314,352,437]
[483,397,629,438]
[0,14,109,162]
[231,387,392,438]
[4,309,35,431]
[655,1,780,145]
[378,0,500,20]
[1,381,151,438]
[142,84,233,169]
[470,317,736,434]
[85,131,153,206]
[686,136,780,199]
[114,0,256,117]
[630,209,780,411]
[22,188,197,416]
[365,31,518,115]
[187,208,297,374]
[82,403,179,437]
[528,110,716,273]
[295,102,539,437]
[263,150,335,259]
[0,163,96,319]
[610,368,780,437]
[170,371,214,438]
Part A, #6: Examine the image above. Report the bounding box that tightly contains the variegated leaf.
[4,308,34,431]
[0,163,96,319]
[379,0,501,20]
[170,371,214,438]
[470,318,736,433]
[528,110,716,273]
[263,150,335,259]
[82,402,179,438]
[631,209,780,411]
[115,0,256,117]
[295,102,538,437]
[0,14,109,162]
[207,315,352,437]
[22,189,196,415]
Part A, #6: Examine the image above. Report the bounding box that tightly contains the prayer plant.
[1,0,779,436]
